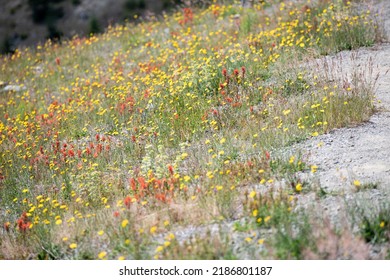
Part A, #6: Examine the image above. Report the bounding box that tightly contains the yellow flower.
[167,233,175,240]
[69,243,77,249]
[121,219,129,228]
[380,221,385,228]
[353,180,361,187]
[249,191,256,198]
[98,251,107,259]
[258,239,264,245]
[264,216,271,223]
[252,209,258,217]
[150,226,157,234]
[98,230,104,236]
[295,183,302,192]
[245,237,252,243]
[311,165,318,173]
[55,219,62,225]
[118,256,125,260]
[155,246,164,253]
[125,239,131,245]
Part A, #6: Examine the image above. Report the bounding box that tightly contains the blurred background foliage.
[0,0,194,54]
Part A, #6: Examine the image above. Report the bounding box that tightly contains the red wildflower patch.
[17,212,31,233]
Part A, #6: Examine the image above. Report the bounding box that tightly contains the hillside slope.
[1,0,389,260]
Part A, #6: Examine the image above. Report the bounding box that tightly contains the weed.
[353,181,379,192]
[359,203,390,244]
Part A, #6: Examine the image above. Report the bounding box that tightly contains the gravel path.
[297,1,390,193]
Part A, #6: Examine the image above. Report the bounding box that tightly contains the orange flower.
[4,222,10,232]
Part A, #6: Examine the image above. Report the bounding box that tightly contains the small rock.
[2,85,26,92]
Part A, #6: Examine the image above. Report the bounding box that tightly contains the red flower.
[17,212,30,233]
[113,211,120,218]
[129,178,137,191]
[124,196,132,208]
[97,144,103,153]
[138,177,147,189]
[155,193,167,203]
[68,149,75,157]
[168,165,174,176]
[222,68,227,77]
